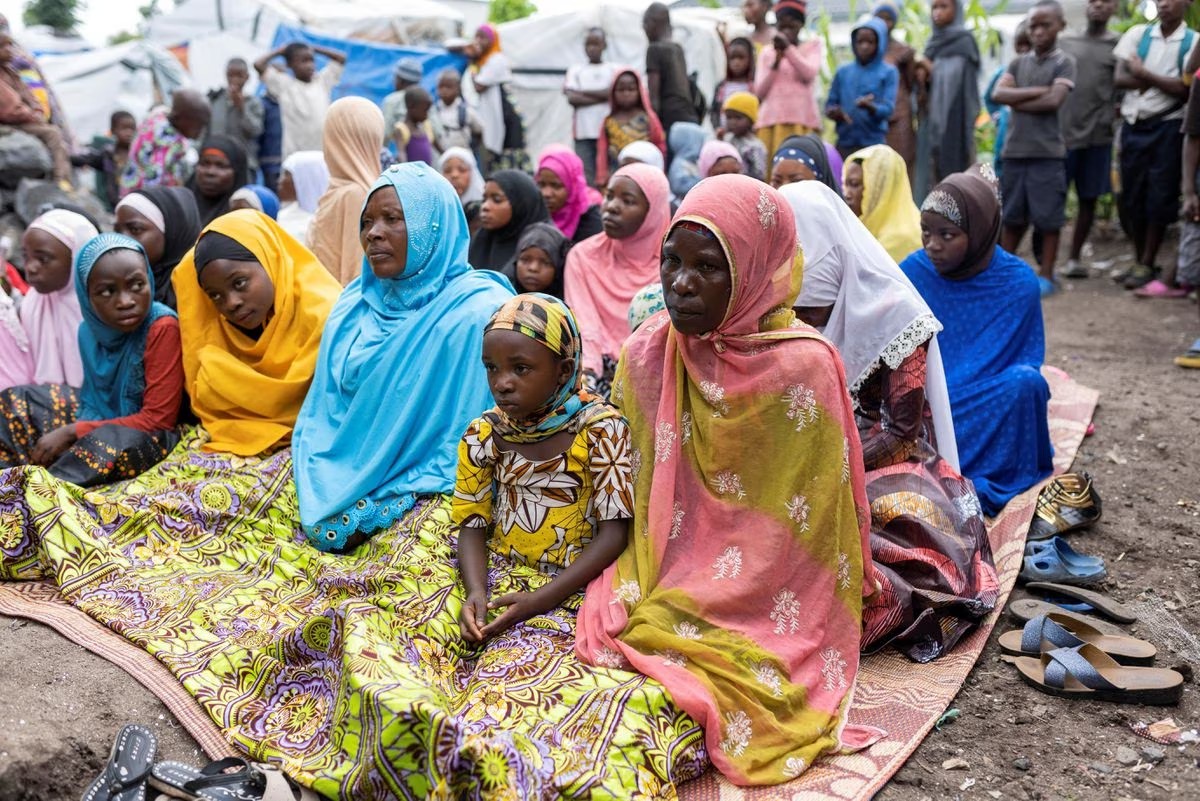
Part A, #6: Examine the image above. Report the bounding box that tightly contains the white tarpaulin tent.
[36,40,191,144]
[146,0,466,95]
[492,1,729,159]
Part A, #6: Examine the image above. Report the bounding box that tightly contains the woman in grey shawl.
[915,0,980,198]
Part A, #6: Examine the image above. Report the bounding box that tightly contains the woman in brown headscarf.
[307,97,384,284]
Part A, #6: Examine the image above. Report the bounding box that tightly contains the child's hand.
[855,94,875,109]
[479,590,552,638]
[773,33,789,53]
[31,425,76,466]
[460,590,489,642]
[827,106,850,123]
[1127,55,1147,81]
[1184,193,1200,223]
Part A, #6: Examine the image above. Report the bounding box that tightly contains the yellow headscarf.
[846,144,923,264]
[173,209,342,455]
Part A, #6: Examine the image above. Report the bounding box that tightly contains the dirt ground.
[0,222,1197,800]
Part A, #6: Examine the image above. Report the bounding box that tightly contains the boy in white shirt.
[564,28,618,185]
[254,41,347,159]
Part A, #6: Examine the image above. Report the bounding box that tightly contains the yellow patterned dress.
[452,414,635,573]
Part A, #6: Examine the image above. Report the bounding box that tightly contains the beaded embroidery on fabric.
[920,189,963,228]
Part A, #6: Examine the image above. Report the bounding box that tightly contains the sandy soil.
[1,224,1197,800]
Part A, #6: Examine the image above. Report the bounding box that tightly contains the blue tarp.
[269,25,468,106]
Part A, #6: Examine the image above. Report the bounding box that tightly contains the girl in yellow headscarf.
[172,209,341,455]
[842,143,923,263]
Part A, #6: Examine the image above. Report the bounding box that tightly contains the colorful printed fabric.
[0,431,708,797]
[119,109,191,196]
[452,415,634,575]
[0,383,178,486]
[855,348,999,661]
[482,293,614,443]
[575,175,882,785]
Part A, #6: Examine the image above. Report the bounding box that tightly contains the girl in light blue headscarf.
[293,161,515,553]
[0,233,183,486]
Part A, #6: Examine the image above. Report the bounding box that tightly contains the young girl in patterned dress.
[454,293,633,641]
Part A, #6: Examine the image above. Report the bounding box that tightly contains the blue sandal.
[998,612,1156,665]
[1023,536,1104,567]
[1013,644,1182,705]
[1018,541,1106,585]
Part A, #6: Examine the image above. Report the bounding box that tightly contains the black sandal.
[148,758,317,801]
[81,723,158,801]
[1027,472,1102,541]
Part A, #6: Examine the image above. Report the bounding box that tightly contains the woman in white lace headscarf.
[782,179,999,664]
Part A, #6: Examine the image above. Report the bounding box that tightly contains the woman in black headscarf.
[189,134,250,226]
[769,134,842,197]
[113,186,202,308]
[468,170,550,271]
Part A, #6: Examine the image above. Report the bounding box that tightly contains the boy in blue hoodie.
[826,17,898,159]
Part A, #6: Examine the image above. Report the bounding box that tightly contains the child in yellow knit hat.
[720,91,768,181]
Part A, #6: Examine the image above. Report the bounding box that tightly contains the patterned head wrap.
[627,282,665,331]
[483,293,614,442]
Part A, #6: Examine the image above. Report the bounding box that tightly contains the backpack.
[1137,23,1196,76]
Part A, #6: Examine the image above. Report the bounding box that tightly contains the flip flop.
[82,724,158,801]
[999,612,1156,666]
[1018,550,1106,586]
[1027,472,1102,541]
[148,758,317,801]
[1013,644,1183,705]
[1022,581,1138,623]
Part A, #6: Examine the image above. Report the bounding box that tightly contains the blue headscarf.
[667,121,711,197]
[74,233,177,421]
[293,162,514,551]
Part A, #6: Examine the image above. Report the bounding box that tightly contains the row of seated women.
[0,157,1052,795]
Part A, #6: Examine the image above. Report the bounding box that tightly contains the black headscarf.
[773,134,841,197]
[194,231,259,273]
[919,167,1002,278]
[924,0,980,63]
[501,221,572,299]
[131,186,201,308]
[468,170,550,271]
[189,134,250,226]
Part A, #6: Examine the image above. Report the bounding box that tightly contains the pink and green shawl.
[575,174,883,786]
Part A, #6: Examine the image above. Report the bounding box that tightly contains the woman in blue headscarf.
[0,233,183,485]
[666,121,710,198]
[293,162,514,552]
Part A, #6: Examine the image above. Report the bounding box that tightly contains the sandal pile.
[1019,472,1105,585]
[81,725,318,801]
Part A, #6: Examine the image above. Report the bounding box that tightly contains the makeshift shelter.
[491,2,729,158]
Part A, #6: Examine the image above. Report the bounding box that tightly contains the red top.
[75,316,184,437]
[4,262,28,294]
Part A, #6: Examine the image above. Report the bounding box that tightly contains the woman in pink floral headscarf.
[577,174,882,786]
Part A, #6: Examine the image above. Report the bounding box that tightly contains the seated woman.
[172,209,342,456]
[189,135,250,226]
[438,146,485,235]
[0,233,182,485]
[770,133,842,196]
[114,186,202,309]
[0,209,98,391]
[309,97,385,285]
[229,184,281,219]
[697,140,744,178]
[293,163,513,553]
[782,180,998,662]
[535,144,602,244]
[577,174,880,785]
[276,151,329,244]
[467,169,550,272]
[899,168,1053,516]
[500,221,571,298]
[842,144,922,264]
[564,163,671,394]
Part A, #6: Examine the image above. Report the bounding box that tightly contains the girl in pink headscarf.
[0,209,99,391]
[535,144,603,244]
[564,163,671,394]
